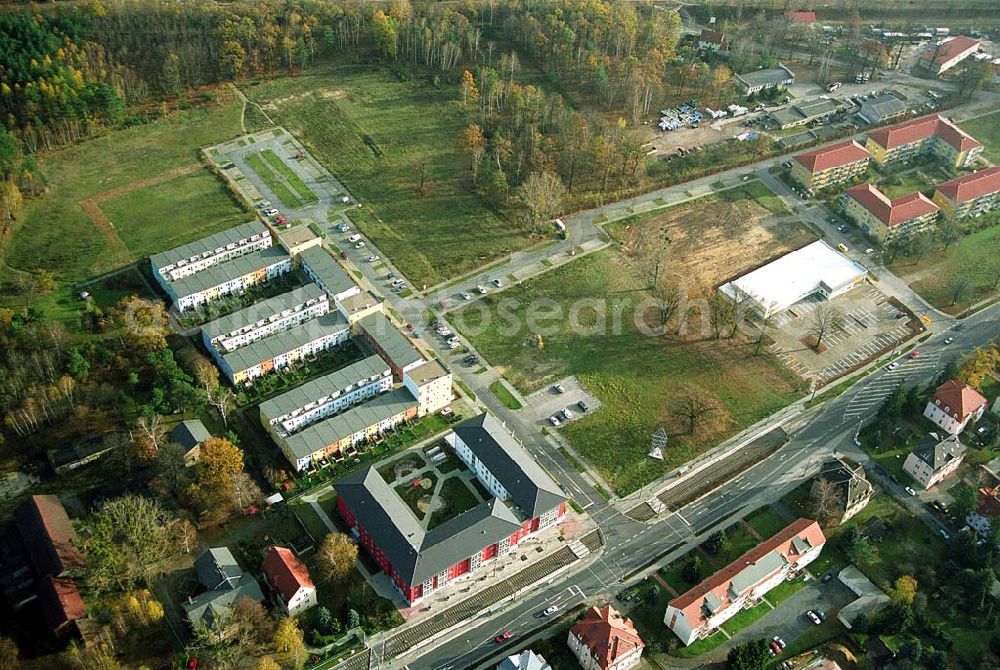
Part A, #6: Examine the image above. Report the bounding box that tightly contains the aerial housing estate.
[334,413,567,604]
[664,519,826,645]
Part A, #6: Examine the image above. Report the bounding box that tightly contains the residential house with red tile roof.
[791,140,871,190]
[841,183,940,242]
[920,36,981,75]
[262,546,317,615]
[37,575,85,638]
[865,114,982,168]
[664,519,826,645]
[788,10,817,23]
[933,167,1000,220]
[567,605,645,670]
[924,379,988,435]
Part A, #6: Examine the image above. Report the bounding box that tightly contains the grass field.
[453,250,806,494]
[244,65,534,286]
[891,223,1000,313]
[244,151,304,208]
[99,170,248,259]
[489,380,523,410]
[961,111,1000,162]
[261,148,318,203]
[744,506,790,539]
[1,94,244,332]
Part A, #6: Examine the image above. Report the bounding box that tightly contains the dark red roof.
[570,604,644,670]
[700,28,726,45]
[920,36,981,66]
[976,487,1000,520]
[793,140,870,174]
[935,167,1000,203]
[15,495,86,578]
[845,184,939,227]
[38,575,84,636]
[262,546,314,604]
[867,114,981,152]
[930,379,987,422]
[789,11,817,23]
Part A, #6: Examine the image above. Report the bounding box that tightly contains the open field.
[99,169,248,260]
[245,65,533,286]
[609,184,811,293]
[891,223,1000,313]
[961,111,1000,163]
[260,148,318,203]
[454,249,805,494]
[244,150,304,208]
[0,93,244,332]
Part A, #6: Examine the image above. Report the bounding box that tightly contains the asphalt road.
[394,304,997,670]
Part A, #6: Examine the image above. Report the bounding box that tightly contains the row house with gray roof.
[335,412,567,603]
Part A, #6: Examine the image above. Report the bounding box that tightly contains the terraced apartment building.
[933,167,1000,220]
[200,283,329,354]
[791,140,871,190]
[841,183,940,242]
[865,114,982,169]
[160,246,292,313]
[298,246,361,305]
[151,220,273,286]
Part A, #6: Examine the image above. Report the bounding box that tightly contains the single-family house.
[182,547,264,633]
[568,605,644,670]
[924,379,988,435]
[262,546,317,616]
[902,433,966,490]
[812,458,874,524]
[170,419,212,467]
[499,650,552,670]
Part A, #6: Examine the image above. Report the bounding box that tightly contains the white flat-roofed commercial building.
[259,355,393,440]
[403,359,454,417]
[201,284,329,355]
[219,311,350,385]
[720,240,867,317]
[165,246,292,313]
[151,221,272,287]
[298,246,361,305]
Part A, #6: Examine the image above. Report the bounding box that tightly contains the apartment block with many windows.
[841,183,940,242]
[150,220,272,287]
[791,140,871,190]
[164,246,292,313]
[933,167,1000,220]
[865,114,982,169]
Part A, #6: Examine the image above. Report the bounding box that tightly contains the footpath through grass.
[245,65,535,285]
[454,249,805,495]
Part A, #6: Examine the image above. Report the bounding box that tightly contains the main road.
[396,304,997,670]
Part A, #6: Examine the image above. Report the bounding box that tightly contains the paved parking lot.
[524,376,601,428]
[769,285,915,385]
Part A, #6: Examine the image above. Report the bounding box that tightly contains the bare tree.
[948,276,972,306]
[707,292,735,339]
[753,312,777,356]
[315,532,359,584]
[670,384,723,435]
[207,387,236,427]
[513,171,566,232]
[808,305,844,351]
[810,477,844,525]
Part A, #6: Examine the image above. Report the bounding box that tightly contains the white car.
[392,279,405,286]
[806,610,822,625]
[439,329,453,337]
[264,208,279,217]
[492,279,503,288]
[543,605,559,616]
[905,486,916,496]
[553,384,566,394]
[257,200,272,209]
[368,255,380,262]
[562,408,574,420]
[341,195,350,203]
[944,337,954,345]
[447,340,460,350]
[460,292,472,300]
[447,338,460,346]
[476,284,487,294]
[348,234,361,242]
[549,415,562,427]
[355,241,365,249]
[885,361,900,371]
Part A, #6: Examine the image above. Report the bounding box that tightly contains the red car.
[910,350,920,359]
[495,631,512,643]
[770,640,782,655]
[187,659,198,670]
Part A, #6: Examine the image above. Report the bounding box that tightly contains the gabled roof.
[735,65,795,89]
[221,311,349,375]
[818,458,872,509]
[859,94,908,123]
[201,283,327,343]
[185,547,263,628]
[195,547,244,591]
[930,379,988,421]
[935,167,1000,204]
[299,246,358,299]
[37,575,84,635]
[699,28,726,45]
[334,468,522,585]
[844,184,939,227]
[668,519,825,627]
[170,419,211,452]
[258,354,391,422]
[150,220,268,270]
[499,650,551,670]
[975,487,1000,520]
[867,114,981,152]
[262,546,315,604]
[452,413,567,518]
[920,36,980,66]
[168,246,290,299]
[789,10,817,23]
[15,495,86,578]
[793,140,870,173]
[357,312,423,372]
[569,605,644,670]
[912,433,966,471]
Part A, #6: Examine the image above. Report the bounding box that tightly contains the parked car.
[806,610,822,625]
[476,284,487,294]
[336,222,349,232]
[562,408,574,420]
[553,384,566,394]
[910,350,920,359]
[447,340,460,350]
[578,400,590,412]
[492,278,504,288]
[543,605,559,616]
[886,361,900,371]
[265,208,279,217]
[355,241,365,249]
[495,631,512,643]
[865,248,874,254]
[905,486,917,496]
[549,415,562,427]
[392,278,405,286]
[368,255,380,262]
[348,234,361,242]
[939,529,951,541]
[944,336,954,345]
[837,243,849,253]
[460,292,472,300]
[773,635,787,649]
[837,225,849,233]
[770,640,783,655]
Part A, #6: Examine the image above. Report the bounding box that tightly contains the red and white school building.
[335,412,567,604]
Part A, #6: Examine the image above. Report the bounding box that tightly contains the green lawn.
[489,380,523,410]
[892,222,1000,313]
[290,502,331,545]
[962,110,1000,162]
[261,148,318,203]
[668,630,729,658]
[744,506,790,540]
[245,65,535,286]
[244,150,304,209]
[876,166,939,199]
[720,600,773,635]
[454,249,805,495]
[99,170,248,260]
[428,476,481,529]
